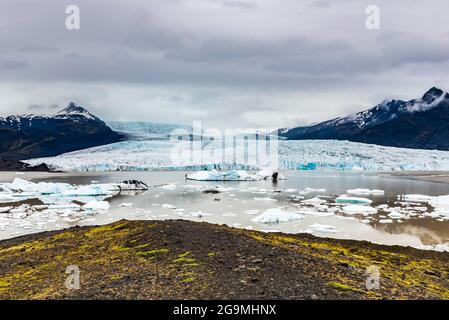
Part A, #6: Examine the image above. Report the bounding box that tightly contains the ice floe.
[342,205,377,215]
[302,197,327,205]
[252,208,304,224]
[401,194,433,203]
[186,169,285,181]
[83,201,110,211]
[336,195,372,205]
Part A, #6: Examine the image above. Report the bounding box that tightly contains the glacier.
[25,139,449,172]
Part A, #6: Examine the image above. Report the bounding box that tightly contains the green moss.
[207,252,216,257]
[173,257,196,263]
[178,251,192,258]
[137,248,169,257]
[327,282,365,294]
[181,277,195,283]
[183,263,200,267]
[0,279,11,288]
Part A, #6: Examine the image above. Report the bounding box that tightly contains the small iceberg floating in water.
[342,205,377,215]
[186,169,285,181]
[252,207,304,224]
[336,195,372,205]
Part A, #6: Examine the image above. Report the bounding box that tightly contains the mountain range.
[0,103,125,160]
[279,87,449,151]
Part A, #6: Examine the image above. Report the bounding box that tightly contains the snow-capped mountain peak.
[422,87,444,104]
[56,102,99,121]
[279,87,449,150]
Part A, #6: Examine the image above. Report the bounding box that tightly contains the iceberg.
[342,205,377,215]
[336,195,372,205]
[4,178,72,195]
[62,184,117,196]
[429,195,449,209]
[388,211,406,219]
[402,194,433,203]
[82,201,110,211]
[302,197,326,205]
[186,169,284,181]
[252,207,304,224]
[0,207,12,213]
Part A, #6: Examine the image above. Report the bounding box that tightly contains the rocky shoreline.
[0,219,448,300]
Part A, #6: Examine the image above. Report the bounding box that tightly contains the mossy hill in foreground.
[0,220,448,300]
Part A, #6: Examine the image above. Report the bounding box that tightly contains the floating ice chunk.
[4,178,72,195]
[0,207,12,213]
[347,189,384,196]
[115,180,148,190]
[162,204,176,209]
[419,244,449,252]
[0,186,13,193]
[252,207,304,224]
[62,184,116,196]
[305,223,339,234]
[48,203,81,210]
[253,169,286,181]
[186,169,285,181]
[336,195,372,205]
[187,170,252,181]
[402,194,433,203]
[429,195,449,209]
[379,219,393,224]
[0,194,16,203]
[302,197,326,205]
[284,188,298,193]
[387,210,405,219]
[82,201,110,211]
[254,197,278,202]
[342,205,377,215]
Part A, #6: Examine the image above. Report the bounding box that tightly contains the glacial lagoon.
[1,170,449,252]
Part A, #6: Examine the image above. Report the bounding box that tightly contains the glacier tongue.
[25,139,449,172]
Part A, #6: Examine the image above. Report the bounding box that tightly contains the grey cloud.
[1,60,28,70]
[20,45,59,53]
[0,0,448,128]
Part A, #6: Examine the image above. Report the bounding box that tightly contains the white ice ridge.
[252,207,304,224]
[25,139,449,172]
[186,169,286,181]
[0,178,148,206]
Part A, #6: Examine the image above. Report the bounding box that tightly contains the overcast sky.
[0,0,448,129]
